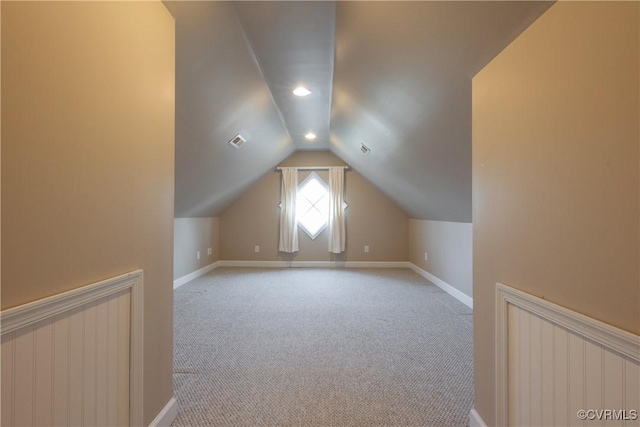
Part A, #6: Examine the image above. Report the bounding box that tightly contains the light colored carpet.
[172,268,474,427]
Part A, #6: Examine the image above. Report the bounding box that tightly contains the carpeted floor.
[172,268,474,426]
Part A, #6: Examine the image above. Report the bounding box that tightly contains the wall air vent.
[360,143,371,155]
[228,134,247,149]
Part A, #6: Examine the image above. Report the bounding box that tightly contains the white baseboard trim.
[217,260,409,268]
[174,261,473,311]
[173,261,220,289]
[469,408,488,427]
[149,397,178,427]
[408,263,473,309]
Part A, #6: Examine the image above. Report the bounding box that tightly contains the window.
[296,172,329,239]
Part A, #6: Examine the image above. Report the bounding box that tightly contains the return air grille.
[228,134,247,149]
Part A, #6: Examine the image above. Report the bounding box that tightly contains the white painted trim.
[130,271,145,427]
[276,165,349,171]
[217,261,472,311]
[495,284,509,427]
[296,171,330,240]
[1,270,142,334]
[173,261,221,289]
[469,408,488,427]
[0,270,145,427]
[407,263,473,308]
[148,397,178,427]
[495,282,640,427]
[497,283,639,361]
[217,260,409,268]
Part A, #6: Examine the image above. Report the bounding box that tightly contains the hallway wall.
[1,2,175,424]
[472,2,639,425]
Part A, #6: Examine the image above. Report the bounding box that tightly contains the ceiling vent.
[360,143,371,155]
[228,134,247,149]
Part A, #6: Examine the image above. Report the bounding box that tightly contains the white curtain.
[278,167,299,253]
[328,167,346,253]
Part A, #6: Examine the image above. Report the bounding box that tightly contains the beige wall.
[1,2,175,424]
[409,219,472,298]
[472,2,639,425]
[221,151,408,261]
[174,217,220,279]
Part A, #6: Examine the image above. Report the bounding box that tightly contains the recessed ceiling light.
[305,132,317,140]
[293,86,311,97]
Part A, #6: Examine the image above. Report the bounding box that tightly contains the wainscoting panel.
[1,271,143,427]
[497,283,640,427]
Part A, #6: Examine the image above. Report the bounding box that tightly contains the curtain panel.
[328,167,346,253]
[278,167,299,253]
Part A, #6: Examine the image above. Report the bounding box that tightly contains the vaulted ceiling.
[165,1,552,221]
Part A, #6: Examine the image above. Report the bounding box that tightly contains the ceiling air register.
[228,134,247,149]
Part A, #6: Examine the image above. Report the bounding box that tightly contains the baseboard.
[174,261,472,311]
[469,408,487,427]
[217,260,409,268]
[173,261,220,289]
[408,263,473,309]
[149,397,178,427]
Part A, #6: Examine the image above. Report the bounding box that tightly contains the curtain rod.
[275,166,350,171]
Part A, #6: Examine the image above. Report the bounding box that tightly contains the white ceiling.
[234,1,336,150]
[166,1,552,221]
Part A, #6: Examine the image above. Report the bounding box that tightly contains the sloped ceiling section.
[233,2,335,150]
[330,1,553,222]
[166,1,552,221]
[165,1,294,217]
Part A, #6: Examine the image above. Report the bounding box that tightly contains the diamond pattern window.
[297,172,330,239]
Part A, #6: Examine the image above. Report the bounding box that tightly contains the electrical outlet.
[254,245,260,253]
[424,252,428,261]
[364,245,370,253]
[197,251,201,260]
[207,247,212,256]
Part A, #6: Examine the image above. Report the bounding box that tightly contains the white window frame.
[296,172,330,240]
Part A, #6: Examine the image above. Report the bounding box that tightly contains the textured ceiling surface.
[166,1,553,221]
